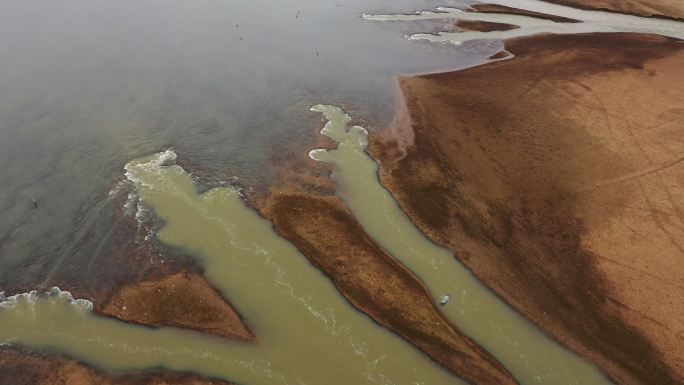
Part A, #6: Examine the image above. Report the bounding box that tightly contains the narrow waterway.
[309,105,610,385]
[0,150,459,385]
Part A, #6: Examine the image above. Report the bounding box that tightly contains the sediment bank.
[100,272,254,341]
[455,19,520,32]
[369,32,684,385]
[0,346,233,385]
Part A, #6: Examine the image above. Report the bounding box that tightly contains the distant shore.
[543,0,684,20]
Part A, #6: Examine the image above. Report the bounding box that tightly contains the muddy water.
[363,0,684,42]
[309,105,610,385]
[0,150,459,385]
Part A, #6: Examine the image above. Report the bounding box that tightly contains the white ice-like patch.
[0,287,93,311]
[351,126,369,148]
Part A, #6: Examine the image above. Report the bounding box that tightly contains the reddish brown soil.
[488,50,511,60]
[455,19,520,32]
[0,345,233,385]
[543,0,684,20]
[471,4,580,22]
[263,192,516,385]
[369,33,684,385]
[100,272,254,341]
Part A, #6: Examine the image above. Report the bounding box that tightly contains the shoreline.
[541,0,684,21]
[368,32,684,385]
[0,345,234,385]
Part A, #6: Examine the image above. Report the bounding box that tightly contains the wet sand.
[100,272,254,341]
[0,346,233,385]
[18,212,254,342]
[542,0,684,20]
[369,33,684,385]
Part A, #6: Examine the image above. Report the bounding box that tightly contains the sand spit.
[101,272,254,341]
[264,193,516,385]
[0,345,233,385]
[369,32,684,385]
[251,123,516,384]
[455,19,520,32]
[471,3,580,22]
[92,221,254,341]
[542,0,684,20]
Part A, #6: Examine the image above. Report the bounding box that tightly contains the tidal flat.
[1,1,683,385]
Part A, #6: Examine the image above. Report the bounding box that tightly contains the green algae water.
[309,105,611,385]
[0,149,460,385]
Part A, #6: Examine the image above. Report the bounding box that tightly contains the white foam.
[351,125,369,149]
[0,287,93,311]
[308,149,327,160]
[123,192,139,215]
[124,148,178,187]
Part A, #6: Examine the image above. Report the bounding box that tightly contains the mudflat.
[543,0,684,20]
[0,346,233,385]
[470,4,580,22]
[455,19,520,32]
[370,33,684,385]
[263,192,516,385]
[100,272,254,341]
